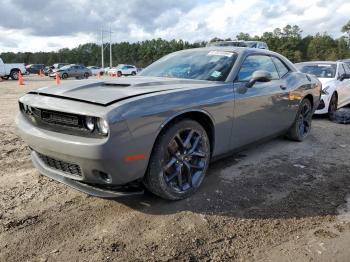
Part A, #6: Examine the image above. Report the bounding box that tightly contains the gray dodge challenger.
[16,47,321,200]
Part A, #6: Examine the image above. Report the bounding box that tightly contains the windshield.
[60,65,71,70]
[296,63,337,78]
[139,50,237,81]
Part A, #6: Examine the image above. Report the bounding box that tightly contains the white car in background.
[0,57,27,80]
[87,66,104,76]
[109,64,137,77]
[295,61,350,116]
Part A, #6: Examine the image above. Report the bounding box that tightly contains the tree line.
[1,23,350,68]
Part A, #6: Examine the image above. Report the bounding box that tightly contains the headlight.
[321,86,330,95]
[84,116,95,131]
[97,118,109,135]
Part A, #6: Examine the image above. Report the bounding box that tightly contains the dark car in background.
[49,64,92,79]
[17,47,321,200]
[26,64,45,74]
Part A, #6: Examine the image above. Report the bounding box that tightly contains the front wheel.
[144,120,211,200]
[286,99,313,141]
[328,93,338,120]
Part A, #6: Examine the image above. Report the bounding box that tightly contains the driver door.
[231,54,291,149]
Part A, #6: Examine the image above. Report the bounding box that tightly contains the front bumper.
[315,94,330,114]
[16,111,150,196]
[31,151,144,198]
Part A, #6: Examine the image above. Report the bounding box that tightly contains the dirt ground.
[0,75,350,262]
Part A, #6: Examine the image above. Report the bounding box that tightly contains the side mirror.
[246,70,272,88]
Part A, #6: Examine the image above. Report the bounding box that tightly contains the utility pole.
[101,29,104,69]
[100,27,113,69]
[109,24,112,68]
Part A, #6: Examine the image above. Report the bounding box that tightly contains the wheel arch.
[303,94,314,108]
[10,68,20,74]
[155,109,216,157]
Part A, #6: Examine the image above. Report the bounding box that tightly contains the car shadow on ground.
[112,136,350,220]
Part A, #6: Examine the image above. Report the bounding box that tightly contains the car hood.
[318,78,336,88]
[29,76,219,106]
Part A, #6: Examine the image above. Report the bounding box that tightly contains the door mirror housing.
[246,70,272,88]
[338,73,350,81]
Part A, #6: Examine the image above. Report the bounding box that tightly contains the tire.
[61,73,68,79]
[117,71,122,77]
[10,70,19,80]
[144,119,211,200]
[328,92,338,120]
[84,73,89,79]
[286,99,313,141]
[1,76,9,80]
[131,71,136,76]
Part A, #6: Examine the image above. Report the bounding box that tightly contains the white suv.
[109,64,137,77]
[295,61,350,116]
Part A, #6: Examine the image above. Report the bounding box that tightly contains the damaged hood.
[29,76,215,106]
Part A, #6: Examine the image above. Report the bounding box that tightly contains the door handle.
[280,85,287,90]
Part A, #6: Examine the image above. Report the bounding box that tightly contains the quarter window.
[272,57,289,77]
[237,55,279,81]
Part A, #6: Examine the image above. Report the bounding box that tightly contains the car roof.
[296,61,337,64]
[184,46,275,56]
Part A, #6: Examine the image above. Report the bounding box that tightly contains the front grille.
[41,110,80,127]
[19,102,104,138]
[36,152,82,177]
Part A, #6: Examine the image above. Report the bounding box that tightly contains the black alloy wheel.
[297,100,312,139]
[163,128,209,192]
[286,99,313,141]
[144,120,210,200]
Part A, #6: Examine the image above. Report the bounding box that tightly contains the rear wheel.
[61,73,68,79]
[131,71,136,76]
[286,99,313,141]
[328,92,338,120]
[144,120,211,200]
[10,70,19,80]
[84,72,89,79]
[117,71,122,77]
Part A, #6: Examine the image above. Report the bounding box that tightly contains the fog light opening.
[95,171,112,184]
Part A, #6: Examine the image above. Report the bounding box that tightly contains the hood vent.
[103,83,131,87]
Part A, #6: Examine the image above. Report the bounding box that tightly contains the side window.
[272,57,289,77]
[237,55,279,81]
[338,64,345,77]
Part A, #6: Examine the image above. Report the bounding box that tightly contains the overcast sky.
[0,0,349,52]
